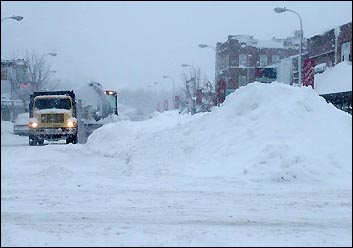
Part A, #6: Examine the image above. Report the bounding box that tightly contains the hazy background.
[1,1,352,92]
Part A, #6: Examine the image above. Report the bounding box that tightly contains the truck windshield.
[34,98,71,110]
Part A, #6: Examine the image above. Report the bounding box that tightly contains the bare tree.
[25,50,59,91]
[8,59,31,111]
[180,67,201,114]
[9,51,59,110]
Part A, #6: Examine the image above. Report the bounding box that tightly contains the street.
[1,127,352,246]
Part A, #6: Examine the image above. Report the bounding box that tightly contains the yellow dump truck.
[28,91,78,146]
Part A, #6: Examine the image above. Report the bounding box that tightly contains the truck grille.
[40,114,64,123]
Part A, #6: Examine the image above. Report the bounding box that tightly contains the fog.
[1,1,352,91]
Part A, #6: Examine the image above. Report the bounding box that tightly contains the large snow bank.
[86,82,352,185]
[314,61,352,94]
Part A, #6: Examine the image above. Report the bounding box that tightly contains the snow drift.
[86,82,352,185]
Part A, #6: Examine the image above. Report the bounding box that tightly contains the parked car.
[13,112,29,136]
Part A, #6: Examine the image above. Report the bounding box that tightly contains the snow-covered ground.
[1,82,352,246]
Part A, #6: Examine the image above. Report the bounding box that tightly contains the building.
[1,59,30,98]
[307,21,352,114]
[1,59,30,121]
[307,21,352,68]
[215,31,307,94]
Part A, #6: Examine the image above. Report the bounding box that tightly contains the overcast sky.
[1,1,352,91]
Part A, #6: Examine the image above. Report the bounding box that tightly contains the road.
[1,129,352,246]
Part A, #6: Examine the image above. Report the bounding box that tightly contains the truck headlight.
[29,122,38,128]
[29,118,38,128]
[66,120,76,128]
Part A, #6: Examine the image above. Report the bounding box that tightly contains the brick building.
[307,21,352,115]
[215,31,307,93]
[1,59,30,121]
[307,21,352,68]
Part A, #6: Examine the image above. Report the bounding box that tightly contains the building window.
[239,75,247,87]
[341,42,351,62]
[239,54,247,67]
[259,54,268,66]
[272,55,280,63]
[1,67,7,80]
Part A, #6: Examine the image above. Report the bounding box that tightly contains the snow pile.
[86,82,352,185]
[314,61,352,94]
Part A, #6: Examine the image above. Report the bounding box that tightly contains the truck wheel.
[29,136,37,146]
[72,134,78,144]
[37,139,44,145]
[66,135,77,144]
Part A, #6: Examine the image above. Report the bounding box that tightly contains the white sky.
[1,1,352,91]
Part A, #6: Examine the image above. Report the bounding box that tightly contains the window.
[34,98,72,110]
[1,67,7,80]
[239,54,247,67]
[239,75,247,87]
[259,55,268,66]
[272,55,280,63]
[341,42,351,62]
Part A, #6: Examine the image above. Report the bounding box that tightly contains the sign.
[303,58,315,88]
[20,82,33,89]
[255,67,277,83]
[255,68,276,79]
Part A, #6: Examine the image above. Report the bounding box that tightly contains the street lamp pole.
[2,15,24,98]
[154,81,165,111]
[38,53,58,91]
[162,75,175,110]
[181,64,197,114]
[153,81,163,97]
[274,6,303,87]
[199,44,216,87]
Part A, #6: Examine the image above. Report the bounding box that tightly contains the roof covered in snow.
[314,61,352,94]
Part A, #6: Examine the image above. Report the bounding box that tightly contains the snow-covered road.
[1,131,351,246]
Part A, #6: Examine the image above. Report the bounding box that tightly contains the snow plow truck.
[28,90,78,146]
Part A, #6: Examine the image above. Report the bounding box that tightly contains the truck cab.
[28,91,78,146]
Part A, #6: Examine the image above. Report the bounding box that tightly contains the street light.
[274,6,303,87]
[198,44,216,51]
[38,52,58,91]
[199,43,217,87]
[181,64,196,75]
[1,15,24,22]
[42,52,58,58]
[162,75,175,110]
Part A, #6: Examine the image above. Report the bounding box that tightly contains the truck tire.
[29,136,37,146]
[66,134,77,144]
[37,139,44,145]
[72,134,78,144]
